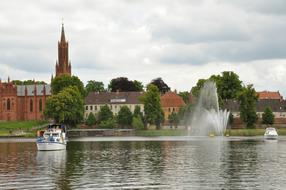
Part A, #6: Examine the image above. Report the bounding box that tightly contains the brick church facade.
[0,24,71,121]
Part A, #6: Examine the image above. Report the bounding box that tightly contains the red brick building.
[0,24,70,121]
[0,79,51,121]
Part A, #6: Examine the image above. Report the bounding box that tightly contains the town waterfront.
[1,137,286,189]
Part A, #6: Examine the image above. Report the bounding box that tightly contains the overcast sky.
[0,0,286,95]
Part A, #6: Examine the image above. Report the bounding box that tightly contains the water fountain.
[189,81,229,136]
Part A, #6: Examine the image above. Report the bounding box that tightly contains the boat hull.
[37,142,66,151]
[264,135,278,140]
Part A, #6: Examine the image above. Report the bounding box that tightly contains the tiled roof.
[85,91,144,105]
[160,91,186,107]
[257,91,282,100]
[17,84,51,96]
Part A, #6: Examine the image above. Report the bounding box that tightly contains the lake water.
[1,136,286,189]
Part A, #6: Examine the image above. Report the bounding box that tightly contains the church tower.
[55,24,71,77]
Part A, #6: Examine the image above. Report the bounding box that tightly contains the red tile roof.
[160,91,186,107]
[257,91,283,100]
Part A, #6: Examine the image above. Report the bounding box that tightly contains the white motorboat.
[36,124,67,151]
[264,127,278,140]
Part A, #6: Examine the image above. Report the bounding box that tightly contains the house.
[160,91,185,123]
[84,91,144,118]
[257,91,283,101]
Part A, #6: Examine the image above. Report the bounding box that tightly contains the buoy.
[209,133,215,137]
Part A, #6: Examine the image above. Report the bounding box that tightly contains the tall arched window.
[30,99,33,112]
[39,99,42,112]
[7,99,11,111]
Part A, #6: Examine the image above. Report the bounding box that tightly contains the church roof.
[17,84,51,96]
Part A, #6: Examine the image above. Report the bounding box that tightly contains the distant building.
[0,79,51,121]
[257,91,283,101]
[160,91,185,122]
[84,91,144,118]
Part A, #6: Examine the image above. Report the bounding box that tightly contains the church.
[0,24,71,121]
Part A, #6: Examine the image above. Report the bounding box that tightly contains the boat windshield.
[52,133,59,137]
[44,133,50,138]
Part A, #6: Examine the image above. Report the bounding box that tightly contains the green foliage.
[12,80,46,85]
[51,74,85,96]
[238,85,258,128]
[133,80,144,92]
[97,105,114,127]
[108,77,143,92]
[132,116,145,130]
[262,107,275,125]
[98,118,116,129]
[117,106,133,127]
[191,71,242,101]
[140,84,164,129]
[178,104,193,127]
[149,77,170,94]
[191,79,207,97]
[217,71,242,100]
[178,91,190,104]
[44,86,84,126]
[85,80,105,94]
[86,112,96,127]
[168,112,180,128]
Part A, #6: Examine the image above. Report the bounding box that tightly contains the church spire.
[61,23,66,43]
[55,23,71,77]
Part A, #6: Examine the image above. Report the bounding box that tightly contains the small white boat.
[264,127,278,140]
[36,124,67,151]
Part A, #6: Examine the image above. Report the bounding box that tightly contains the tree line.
[43,71,276,129]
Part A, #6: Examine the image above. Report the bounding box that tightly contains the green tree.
[44,86,84,126]
[140,84,164,129]
[217,71,242,100]
[178,104,193,127]
[132,116,144,130]
[238,85,258,128]
[117,106,133,127]
[97,105,114,128]
[262,107,275,125]
[85,80,105,94]
[169,112,180,128]
[108,77,143,92]
[134,80,144,91]
[191,79,207,97]
[86,112,96,127]
[149,77,170,94]
[51,74,85,96]
[178,91,190,104]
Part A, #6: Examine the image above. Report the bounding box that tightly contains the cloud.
[0,0,286,96]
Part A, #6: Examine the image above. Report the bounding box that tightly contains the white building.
[84,91,144,118]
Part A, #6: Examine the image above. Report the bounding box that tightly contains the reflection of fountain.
[189,81,229,136]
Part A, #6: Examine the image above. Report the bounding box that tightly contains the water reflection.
[1,138,286,189]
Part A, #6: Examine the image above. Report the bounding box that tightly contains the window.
[30,99,33,112]
[86,106,88,110]
[39,99,43,112]
[7,99,10,111]
[90,106,93,110]
[168,108,171,112]
[95,106,97,111]
[173,108,175,112]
